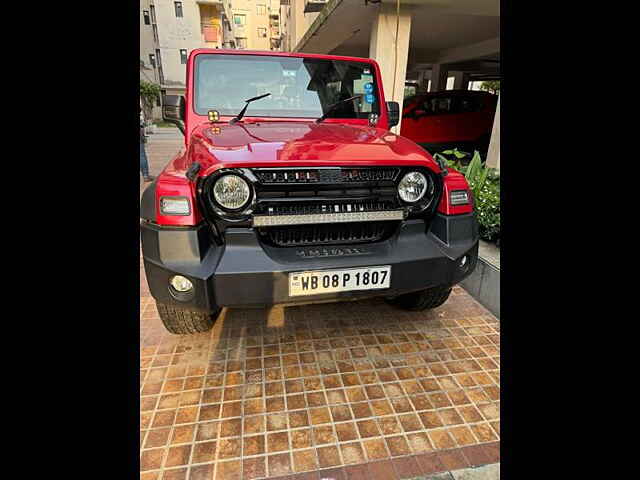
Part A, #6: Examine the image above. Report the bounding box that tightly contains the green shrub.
[140,80,161,123]
[475,177,500,242]
[434,149,500,243]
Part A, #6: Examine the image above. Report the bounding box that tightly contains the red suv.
[401,90,498,155]
[140,49,478,334]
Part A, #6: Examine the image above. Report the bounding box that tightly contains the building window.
[152,24,158,42]
[236,37,247,49]
[257,4,266,15]
[234,14,245,26]
[180,49,188,64]
[257,27,267,38]
[149,54,156,68]
[174,2,183,18]
[143,10,151,25]
[150,5,156,23]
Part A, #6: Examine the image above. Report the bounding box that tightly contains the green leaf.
[453,149,467,159]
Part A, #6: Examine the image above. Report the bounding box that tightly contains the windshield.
[194,54,379,119]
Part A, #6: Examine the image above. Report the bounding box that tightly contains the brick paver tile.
[139,163,500,477]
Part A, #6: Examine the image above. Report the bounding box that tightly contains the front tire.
[156,303,219,334]
[387,286,452,311]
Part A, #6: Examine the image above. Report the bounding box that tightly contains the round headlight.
[398,171,428,203]
[213,174,251,210]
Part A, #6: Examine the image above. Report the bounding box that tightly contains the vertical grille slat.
[263,222,395,247]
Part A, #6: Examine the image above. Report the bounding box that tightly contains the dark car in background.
[401,90,498,156]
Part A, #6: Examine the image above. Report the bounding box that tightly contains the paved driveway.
[140,128,500,480]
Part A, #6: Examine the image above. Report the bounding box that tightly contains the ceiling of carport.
[296,0,499,77]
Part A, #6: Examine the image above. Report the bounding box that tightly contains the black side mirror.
[386,101,400,128]
[162,95,186,135]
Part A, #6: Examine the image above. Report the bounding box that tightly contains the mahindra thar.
[140,49,478,334]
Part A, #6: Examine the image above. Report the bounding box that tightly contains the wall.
[229,0,281,51]
[154,0,211,89]
[282,0,319,51]
[140,0,159,83]
[142,0,283,104]
[140,1,162,120]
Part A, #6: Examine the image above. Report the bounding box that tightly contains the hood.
[189,121,438,176]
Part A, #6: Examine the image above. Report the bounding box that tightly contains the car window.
[452,96,482,113]
[194,54,379,118]
[422,97,452,114]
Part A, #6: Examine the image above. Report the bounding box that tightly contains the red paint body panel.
[190,121,440,177]
[153,49,473,226]
[437,169,473,215]
[155,147,203,226]
[400,91,497,145]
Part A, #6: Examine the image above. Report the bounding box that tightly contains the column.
[369,3,412,133]
[486,94,500,170]
[452,71,470,90]
[429,63,448,92]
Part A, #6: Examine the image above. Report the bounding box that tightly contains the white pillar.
[417,70,428,92]
[369,3,412,133]
[429,63,448,92]
[452,71,470,90]
[486,94,500,170]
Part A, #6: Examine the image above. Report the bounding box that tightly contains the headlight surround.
[213,174,251,210]
[398,171,428,203]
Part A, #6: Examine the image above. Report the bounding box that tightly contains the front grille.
[251,167,406,247]
[253,167,399,184]
[262,222,395,247]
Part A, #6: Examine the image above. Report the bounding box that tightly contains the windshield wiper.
[229,93,271,124]
[316,95,363,123]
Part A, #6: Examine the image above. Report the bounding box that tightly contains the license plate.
[289,265,391,297]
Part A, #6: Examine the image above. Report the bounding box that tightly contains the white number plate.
[289,265,391,297]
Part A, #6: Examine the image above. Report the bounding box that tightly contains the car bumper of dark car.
[140,213,479,314]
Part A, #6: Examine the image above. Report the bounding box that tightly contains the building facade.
[280,0,320,52]
[140,0,285,119]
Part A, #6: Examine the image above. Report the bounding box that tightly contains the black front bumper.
[141,214,479,313]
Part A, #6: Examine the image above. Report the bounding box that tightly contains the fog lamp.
[170,275,193,293]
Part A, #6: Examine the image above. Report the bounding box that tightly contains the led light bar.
[253,209,405,227]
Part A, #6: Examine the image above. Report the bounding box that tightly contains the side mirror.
[386,101,400,128]
[162,95,186,135]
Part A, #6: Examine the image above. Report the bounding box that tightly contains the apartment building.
[140,0,285,118]
[280,0,321,52]
[231,0,283,50]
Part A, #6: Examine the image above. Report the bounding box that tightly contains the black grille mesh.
[250,167,411,247]
[262,222,395,247]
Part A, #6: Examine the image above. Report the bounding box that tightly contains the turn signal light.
[160,196,191,215]
[450,190,469,206]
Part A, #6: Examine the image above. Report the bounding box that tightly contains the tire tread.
[390,286,452,311]
[156,303,216,334]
